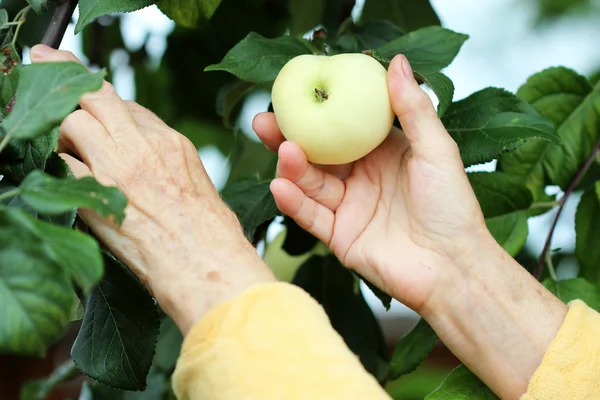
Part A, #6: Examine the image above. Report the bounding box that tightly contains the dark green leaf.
[227,132,277,183]
[468,171,533,218]
[543,278,600,311]
[153,317,182,372]
[498,67,595,196]
[359,274,392,311]
[334,20,404,53]
[442,87,560,166]
[425,364,498,399]
[0,207,102,292]
[289,0,324,35]
[281,215,318,256]
[204,32,313,83]
[20,171,127,224]
[215,80,255,129]
[388,317,438,379]
[372,26,468,75]
[26,0,47,14]
[485,211,529,256]
[76,0,156,33]
[575,187,600,285]
[0,44,20,108]
[72,253,160,391]
[417,72,454,116]
[361,0,440,32]
[293,254,389,381]
[0,235,73,357]
[0,127,59,183]
[221,176,279,241]
[158,0,221,28]
[2,62,104,140]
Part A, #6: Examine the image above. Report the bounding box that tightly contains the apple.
[271,53,395,165]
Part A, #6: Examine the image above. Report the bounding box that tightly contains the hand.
[30,45,275,334]
[254,54,487,313]
[255,54,568,400]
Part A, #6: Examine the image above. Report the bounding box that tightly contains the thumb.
[388,54,458,162]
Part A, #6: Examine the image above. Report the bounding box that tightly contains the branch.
[535,139,600,280]
[41,0,79,48]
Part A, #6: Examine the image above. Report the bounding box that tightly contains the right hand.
[253,54,492,314]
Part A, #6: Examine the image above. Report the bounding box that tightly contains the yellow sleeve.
[171,282,391,400]
[521,300,600,399]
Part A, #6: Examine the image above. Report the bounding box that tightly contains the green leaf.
[543,278,600,311]
[442,87,560,166]
[26,0,47,14]
[20,171,127,224]
[417,72,454,117]
[468,172,533,218]
[498,67,599,191]
[0,207,102,293]
[158,0,221,28]
[575,187,600,286]
[333,20,404,54]
[2,62,104,140]
[372,26,468,75]
[281,216,318,256]
[0,9,8,27]
[0,238,73,357]
[153,317,182,372]
[388,318,438,380]
[76,0,156,34]
[596,181,600,201]
[485,211,529,256]
[204,32,313,83]
[425,364,498,399]
[289,0,324,35]
[359,274,392,311]
[361,0,441,32]
[221,176,279,242]
[293,254,389,381]
[20,360,78,400]
[72,253,160,391]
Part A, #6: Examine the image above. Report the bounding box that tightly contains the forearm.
[421,234,568,400]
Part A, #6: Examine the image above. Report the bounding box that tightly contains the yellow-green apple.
[271,53,394,165]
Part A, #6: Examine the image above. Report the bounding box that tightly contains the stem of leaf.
[9,5,31,48]
[535,138,600,280]
[546,253,558,281]
[0,187,20,202]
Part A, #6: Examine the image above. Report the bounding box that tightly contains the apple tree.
[0,0,599,399]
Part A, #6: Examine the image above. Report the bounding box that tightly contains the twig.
[535,139,600,280]
[41,0,79,48]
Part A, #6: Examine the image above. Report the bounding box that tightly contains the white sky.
[46,0,597,318]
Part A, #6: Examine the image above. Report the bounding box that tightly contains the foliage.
[0,0,597,398]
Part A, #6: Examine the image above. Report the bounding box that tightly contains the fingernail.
[399,55,414,80]
[30,44,55,59]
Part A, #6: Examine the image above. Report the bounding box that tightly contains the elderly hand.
[30,44,275,334]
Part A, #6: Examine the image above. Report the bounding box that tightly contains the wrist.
[421,234,567,399]
[150,233,276,335]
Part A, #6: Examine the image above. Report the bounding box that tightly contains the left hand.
[30,45,275,334]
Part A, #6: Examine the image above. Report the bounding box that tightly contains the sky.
[42,0,599,319]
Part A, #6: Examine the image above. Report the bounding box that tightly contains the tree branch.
[535,139,600,280]
[41,0,79,49]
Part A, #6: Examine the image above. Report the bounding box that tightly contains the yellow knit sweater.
[171,283,600,399]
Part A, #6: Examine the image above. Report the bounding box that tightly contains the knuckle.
[60,109,91,130]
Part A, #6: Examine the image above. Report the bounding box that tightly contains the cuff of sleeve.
[171,282,390,400]
[521,299,600,400]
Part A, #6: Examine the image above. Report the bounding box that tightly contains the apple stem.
[315,88,328,102]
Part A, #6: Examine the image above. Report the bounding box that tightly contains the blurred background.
[3,0,600,398]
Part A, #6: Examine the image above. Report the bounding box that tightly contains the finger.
[253,112,285,152]
[124,101,168,130]
[59,109,116,170]
[277,141,345,211]
[270,178,334,245]
[387,54,460,163]
[30,45,137,135]
[59,153,92,178]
